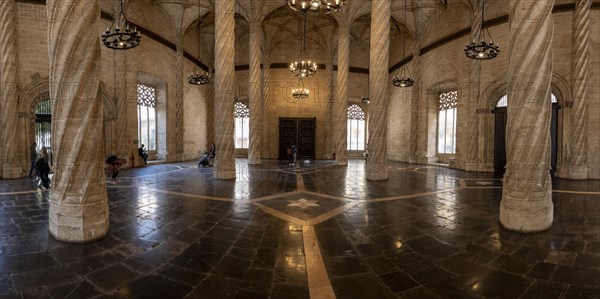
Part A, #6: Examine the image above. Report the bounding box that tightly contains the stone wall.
[387,7,600,179]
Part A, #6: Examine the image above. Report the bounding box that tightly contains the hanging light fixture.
[187,18,210,85]
[101,0,141,50]
[287,0,346,13]
[290,13,317,77]
[392,0,414,88]
[292,78,310,99]
[464,0,499,60]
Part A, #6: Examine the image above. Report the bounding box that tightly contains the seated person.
[138,144,148,165]
[106,155,127,183]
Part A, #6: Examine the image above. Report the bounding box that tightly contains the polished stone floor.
[0,159,599,298]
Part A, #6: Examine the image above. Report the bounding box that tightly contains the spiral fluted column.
[205,80,215,150]
[464,0,483,171]
[47,0,108,242]
[213,0,236,179]
[0,0,22,178]
[322,55,335,160]
[367,0,390,180]
[500,0,554,233]
[174,34,185,162]
[261,53,272,158]
[248,20,262,165]
[113,51,129,159]
[335,22,350,166]
[569,0,590,179]
[409,46,421,164]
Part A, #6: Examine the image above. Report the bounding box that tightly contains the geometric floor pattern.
[1,159,599,298]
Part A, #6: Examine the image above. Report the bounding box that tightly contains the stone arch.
[481,72,571,174]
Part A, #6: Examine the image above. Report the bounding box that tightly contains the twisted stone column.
[569,0,590,179]
[409,46,421,164]
[500,0,554,232]
[47,0,108,242]
[367,0,390,180]
[261,52,272,158]
[205,79,215,150]
[113,51,128,158]
[322,56,335,160]
[213,0,236,179]
[464,0,483,171]
[174,33,185,162]
[335,22,350,166]
[248,20,262,164]
[0,0,22,178]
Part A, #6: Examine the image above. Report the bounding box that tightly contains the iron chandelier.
[287,0,346,13]
[464,0,499,60]
[101,0,141,50]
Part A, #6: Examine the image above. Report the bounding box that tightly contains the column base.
[49,195,109,243]
[335,158,348,166]
[248,156,261,165]
[366,162,388,181]
[568,165,589,180]
[2,162,22,179]
[499,189,553,233]
[463,161,480,172]
[213,161,236,180]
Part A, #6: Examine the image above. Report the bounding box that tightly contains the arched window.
[438,90,457,154]
[137,84,157,150]
[496,93,558,107]
[347,104,366,150]
[234,102,250,149]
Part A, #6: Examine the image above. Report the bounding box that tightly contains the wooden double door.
[494,104,559,177]
[279,117,315,160]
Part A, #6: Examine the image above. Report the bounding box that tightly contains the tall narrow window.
[137,84,156,150]
[438,90,457,154]
[234,102,250,149]
[35,99,52,150]
[347,104,366,150]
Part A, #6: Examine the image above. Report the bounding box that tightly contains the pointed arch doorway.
[34,98,52,163]
[494,94,559,177]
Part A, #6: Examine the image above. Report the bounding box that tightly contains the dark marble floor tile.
[158,264,206,287]
[186,274,242,299]
[1,160,600,298]
[234,289,269,299]
[116,274,192,299]
[46,280,101,299]
[331,273,396,299]
[86,263,138,291]
[11,266,79,291]
[0,252,58,274]
[363,255,398,274]
[474,270,532,298]
[562,284,600,299]
[551,265,600,285]
[519,280,566,299]
[526,262,556,280]
[399,286,443,299]
[405,235,456,262]
[378,271,420,294]
[213,255,252,280]
[324,256,370,277]
[241,267,273,291]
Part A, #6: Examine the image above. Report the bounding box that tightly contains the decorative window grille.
[347,104,366,151]
[234,102,250,148]
[438,90,457,154]
[137,84,157,150]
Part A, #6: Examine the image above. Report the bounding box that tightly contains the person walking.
[28,142,37,178]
